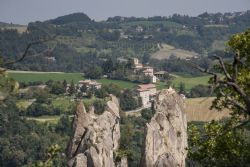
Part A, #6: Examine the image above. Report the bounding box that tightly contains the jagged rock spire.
[140,89,187,167]
[67,95,127,167]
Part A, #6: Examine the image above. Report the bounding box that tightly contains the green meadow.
[172,75,210,90]
[8,71,210,90]
[8,71,136,89]
[8,72,84,83]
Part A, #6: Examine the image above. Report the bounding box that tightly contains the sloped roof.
[154,71,168,75]
[137,84,156,92]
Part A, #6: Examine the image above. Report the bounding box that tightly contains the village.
[66,58,179,111]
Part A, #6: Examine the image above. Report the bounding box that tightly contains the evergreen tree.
[62,80,67,91]
[68,80,75,96]
[179,82,186,94]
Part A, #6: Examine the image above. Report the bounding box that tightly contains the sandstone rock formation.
[67,95,127,167]
[141,89,187,167]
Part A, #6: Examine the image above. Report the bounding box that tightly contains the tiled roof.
[137,84,156,91]
[79,80,101,85]
[154,71,167,75]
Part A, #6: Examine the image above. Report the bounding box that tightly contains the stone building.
[136,84,157,108]
[132,58,157,83]
[154,71,168,80]
[78,80,102,90]
[132,58,143,71]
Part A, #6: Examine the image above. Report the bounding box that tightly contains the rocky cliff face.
[67,95,127,167]
[141,88,187,167]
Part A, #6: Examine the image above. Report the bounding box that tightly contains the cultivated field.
[186,97,231,122]
[152,44,198,60]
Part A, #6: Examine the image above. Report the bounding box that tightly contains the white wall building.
[136,84,157,108]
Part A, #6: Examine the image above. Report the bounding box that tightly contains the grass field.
[8,72,84,83]
[25,115,61,123]
[211,40,226,51]
[186,97,230,122]
[16,99,35,111]
[97,79,136,89]
[52,97,75,112]
[152,44,198,60]
[172,74,210,90]
[8,71,210,90]
[8,71,136,89]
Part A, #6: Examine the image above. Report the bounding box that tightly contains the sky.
[0,0,250,25]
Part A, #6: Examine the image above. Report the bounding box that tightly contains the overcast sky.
[0,0,250,25]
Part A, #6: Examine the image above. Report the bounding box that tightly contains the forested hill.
[45,12,92,25]
[0,11,250,73]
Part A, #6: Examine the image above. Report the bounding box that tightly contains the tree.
[79,84,87,93]
[142,53,150,64]
[190,84,211,98]
[68,80,75,96]
[141,108,154,121]
[178,82,186,94]
[62,80,67,91]
[188,119,250,167]
[50,81,65,95]
[188,28,250,166]
[197,28,250,119]
[85,65,103,79]
[103,83,121,97]
[102,58,115,74]
[95,88,108,98]
[35,90,51,104]
[55,115,72,134]
[93,100,106,115]
[120,89,138,111]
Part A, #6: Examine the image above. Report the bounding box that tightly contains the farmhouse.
[132,58,157,83]
[136,84,157,108]
[154,71,168,79]
[78,80,102,90]
[136,26,144,32]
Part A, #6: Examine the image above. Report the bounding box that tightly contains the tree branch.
[202,119,250,141]
[3,35,56,66]
[218,80,250,111]
[213,55,232,81]
[219,119,250,137]
[219,90,248,113]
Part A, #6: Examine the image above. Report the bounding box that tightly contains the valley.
[1,9,250,167]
